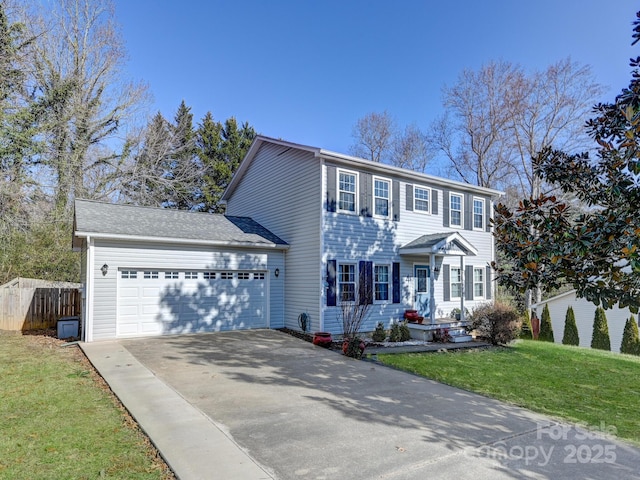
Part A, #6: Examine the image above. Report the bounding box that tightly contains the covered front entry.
[400,232,478,323]
[117,269,268,337]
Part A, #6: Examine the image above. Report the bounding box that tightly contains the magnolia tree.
[492,12,640,314]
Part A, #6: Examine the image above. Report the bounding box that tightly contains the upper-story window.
[414,186,430,213]
[338,170,357,213]
[473,198,485,230]
[450,193,463,227]
[373,177,390,218]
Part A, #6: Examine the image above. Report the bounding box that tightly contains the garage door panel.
[117,270,268,337]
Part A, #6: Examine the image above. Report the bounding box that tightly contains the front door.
[414,265,430,318]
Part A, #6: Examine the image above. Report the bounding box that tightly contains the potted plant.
[312,331,333,347]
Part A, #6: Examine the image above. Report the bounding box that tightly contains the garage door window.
[220,272,233,279]
[121,270,137,279]
[238,272,250,280]
[203,272,216,280]
[165,271,179,279]
[185,272,198,279]
[144,271,159,279]
[254,272,265,280]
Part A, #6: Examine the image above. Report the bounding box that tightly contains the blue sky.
[115,1,638,158]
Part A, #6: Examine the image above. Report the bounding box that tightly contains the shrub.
[432,328,451,343]
[469,302,521,345]
[591,307,611,351]
[620,315,640,356]
[372,322,387,342]
[520,309,532,339]
[561,306,579,346]
[538,304,554,342]
[399,323,411,342]
[389,321,411,342]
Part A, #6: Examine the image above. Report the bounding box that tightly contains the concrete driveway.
[83,330,640,480]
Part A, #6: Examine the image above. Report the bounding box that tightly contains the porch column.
[459,255,465,322]
[429,254,436,324]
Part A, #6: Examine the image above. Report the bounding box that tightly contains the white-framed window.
[374,264,390,302]
[338,263,356,302]
[338,170,357,213]
[121,270,137,279]
[143,271,159,279]
[450,267,462,299]
[414,186,430,213]
[473,197,485,230]
[254,272,265,280]
[473,268,484,298]
[184,271,198,279]
[373,176,390,218]
[164,271,179,279]
[450,193,463,227]
[203,272,216,280]
[220,272,233,280]
[237,272,250,280]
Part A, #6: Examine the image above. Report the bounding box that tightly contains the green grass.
[377,340,640,445]
[0,333,171,479]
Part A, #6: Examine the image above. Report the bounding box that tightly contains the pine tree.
[538,304,554,342]
[591,307,611,351]
[520,309,532,339]
[561,306,579,346]
[620,315,640,356]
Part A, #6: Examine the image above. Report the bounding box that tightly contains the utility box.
[57,316,80,339]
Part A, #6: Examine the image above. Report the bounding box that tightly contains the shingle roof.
[401,233,452,250]
[74,200,288,248]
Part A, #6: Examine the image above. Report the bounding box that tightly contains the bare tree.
[349,110,395,162]
[508,58,605,199]
[21,0,149,212]
[350,111,433,171]
[429,60,525,189]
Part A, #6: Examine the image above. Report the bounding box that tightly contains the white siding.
[90,239,284,340]
[225,143,322,332]
[322,167,498,335]
[534,291,635,353]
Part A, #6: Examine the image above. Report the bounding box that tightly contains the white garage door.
[117,269,267,337]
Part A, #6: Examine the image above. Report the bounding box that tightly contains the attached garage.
[73,200,287,342]
[116,268,268,337]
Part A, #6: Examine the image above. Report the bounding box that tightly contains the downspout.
[319,160,326,332]
[459,255,465,322]
[85,236,95,342]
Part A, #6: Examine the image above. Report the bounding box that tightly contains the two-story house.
[223,136,502,336]
[73,136,502,342]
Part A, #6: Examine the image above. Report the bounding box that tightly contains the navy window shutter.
[406,185,413,212]
[465,265,474,300]
[326,166,336,212]
[326,260,337,306]
[443,190,450,227]
[486,197,492,232]
[392,262,401,303]
[486,265,492,299]
[360,173,372,217]
[464,194,472,231]
[432,189,438,215]
[443,265,451,301]
[359,260,373,305]
[392,180,400,221]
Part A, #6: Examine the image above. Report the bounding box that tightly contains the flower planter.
[312,332,333,348]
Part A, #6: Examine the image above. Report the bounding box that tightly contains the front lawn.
[0,332,173,479]
[377,340,640,445]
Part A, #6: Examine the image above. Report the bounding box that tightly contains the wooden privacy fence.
[0,287,81,331]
